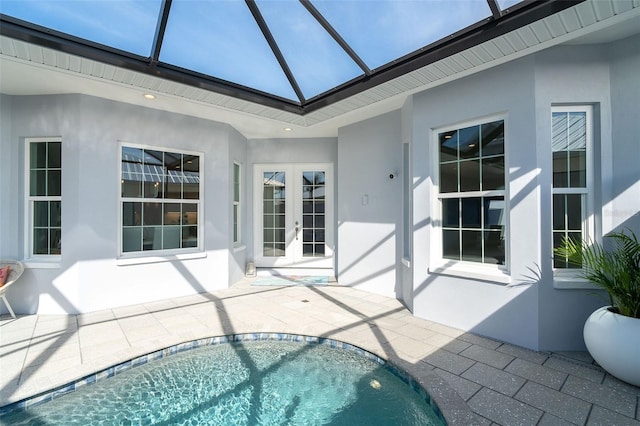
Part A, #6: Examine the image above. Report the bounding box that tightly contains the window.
[120,144,201,255]
[552,106,592,269]
[233,162,241,245]
[437,118,506,266]
[26,138,62,257]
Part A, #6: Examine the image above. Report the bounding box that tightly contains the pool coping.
[0,332,475,424]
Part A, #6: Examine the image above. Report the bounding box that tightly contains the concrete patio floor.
[1,281,639,425]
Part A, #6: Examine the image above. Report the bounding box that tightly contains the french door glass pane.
[263,171,286,257]
[302,171,325,257]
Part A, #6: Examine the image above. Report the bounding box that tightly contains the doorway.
[253,164,333,269]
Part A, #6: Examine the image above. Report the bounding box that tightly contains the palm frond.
[554,229,640,318]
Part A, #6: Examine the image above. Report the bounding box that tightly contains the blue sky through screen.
[312,0,492,70]
[0,0,162,57]
[160,0,298,101]
[1,0,516,103]
[256,0,364,99]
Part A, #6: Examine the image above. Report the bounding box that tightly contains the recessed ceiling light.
[284,127,292,132]
[143,93,156,100]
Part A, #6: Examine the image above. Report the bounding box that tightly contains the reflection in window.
[438,119,506,265]
[28,139,62,256]
[551,107,591,269]
[120,145,201,254]
[302,171,326,257]
[263,171,286,257]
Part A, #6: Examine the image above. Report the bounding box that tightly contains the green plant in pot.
[555,229,640,386]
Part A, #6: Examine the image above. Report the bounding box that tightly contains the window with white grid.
[26,138,62,258]
[551,106,593,269]
[120,144,202,255]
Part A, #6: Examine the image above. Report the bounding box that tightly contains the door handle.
[295,221,299,240]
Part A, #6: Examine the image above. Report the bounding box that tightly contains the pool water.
[2,340,445,425]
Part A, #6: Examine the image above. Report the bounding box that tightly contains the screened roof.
[0,0,581,114]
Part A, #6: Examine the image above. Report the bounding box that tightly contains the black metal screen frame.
[0,0,583,115]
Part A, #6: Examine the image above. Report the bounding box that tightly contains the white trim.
[24,137,63,262]
[553,271,600,290]
[430,113,510,275]
[253,163,334,269]
[117,141,205,259]
[550,105,595,287]
[23,261,62,269]
[429,261,511,284]
[116,251,207,266]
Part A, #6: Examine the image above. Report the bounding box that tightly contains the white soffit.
[1,0,639,135]
[302,0,640,126]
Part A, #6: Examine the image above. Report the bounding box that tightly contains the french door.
[254,164,333,268]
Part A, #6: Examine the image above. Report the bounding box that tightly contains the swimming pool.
[1,334,446,425]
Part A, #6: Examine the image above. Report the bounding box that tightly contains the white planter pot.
[583,306,640,387]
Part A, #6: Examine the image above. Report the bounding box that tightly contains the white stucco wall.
[410,57,541,350]
[0,94,241,315]
[403,39,638,351]
[608,34,640,234]
[534,44,614,350]
[337,111,403,298]
[228,128,248,285]
[1,36,637,352]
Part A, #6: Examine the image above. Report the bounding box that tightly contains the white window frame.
[24,137,62,266]
[551,105,596,288]
[429,114,510,283]
[117,142,204,261]
[233,162,242,247]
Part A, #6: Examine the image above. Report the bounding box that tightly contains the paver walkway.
[1,281,639,425]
